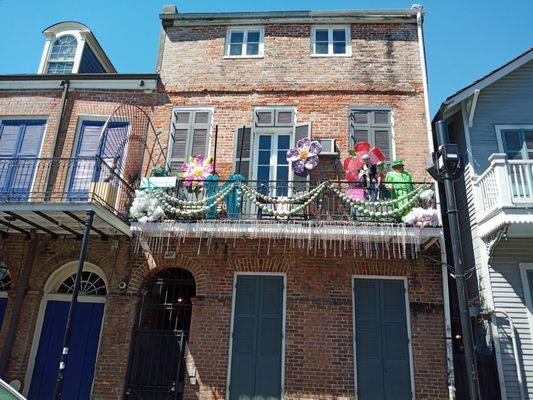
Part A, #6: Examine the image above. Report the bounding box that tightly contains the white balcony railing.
[473,154,533,222]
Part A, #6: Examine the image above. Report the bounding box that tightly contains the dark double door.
[125,269,196,400]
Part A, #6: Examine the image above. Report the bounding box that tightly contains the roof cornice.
[160,9,420,27]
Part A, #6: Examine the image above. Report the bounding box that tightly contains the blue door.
[68,121,128,200]
[28,300,105,400]
[353,278,412,400]
[0,120,46,201]
[0,296,7,331]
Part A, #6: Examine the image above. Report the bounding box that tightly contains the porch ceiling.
[0,203,131,238]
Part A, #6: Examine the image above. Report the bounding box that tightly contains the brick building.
[0,6,452,400]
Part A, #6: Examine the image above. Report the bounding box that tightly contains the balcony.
[131,179,441,254]
[0,156,134,238]
[473,154,533,238]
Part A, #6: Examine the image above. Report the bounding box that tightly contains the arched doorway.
[125,268,196,400]
[25,262,107,399]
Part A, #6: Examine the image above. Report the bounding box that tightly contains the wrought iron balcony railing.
[0,156,134,222]
[146,179,436,225]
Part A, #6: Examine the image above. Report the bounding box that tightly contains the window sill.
[224,55,264,60]
[310,54,352,58]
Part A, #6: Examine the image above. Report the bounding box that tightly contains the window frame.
[495,125,533,160]
[46,34,79,74]
[519,263,533,344]
[225,27,265,59]
[349,106,394,161]
[167,107,214,171]
[311,26,351,57]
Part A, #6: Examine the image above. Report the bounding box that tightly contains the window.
[168,108,212,172]
[226,28,264,57]
[349,108,392,161]
[254,107,295,127]
[47,35,78,74]
[312,27,350,56]
[498,126,533,160]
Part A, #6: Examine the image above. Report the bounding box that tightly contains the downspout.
[0,231,38,376]
[51,80,70,158]
[415,7,456,398]
[488,310,526,400]
[439,236,457,400]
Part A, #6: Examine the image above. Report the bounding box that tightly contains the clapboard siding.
[490,239,533,400]
[470,59,533,174]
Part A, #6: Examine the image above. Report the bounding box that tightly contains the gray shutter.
[254,276,283,399]
[191,128,208,158]
[381,280,411,400]
[234,127,252,180]
[293,123,311,192]
[276,110,293,126]
[354,278,411,400]
[375,129,391,161]
[354,279,385,400]
[230,276,259,400]
[230,275,283,400]
[255,111,274,126]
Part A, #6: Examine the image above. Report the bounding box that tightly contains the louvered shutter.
[375,129,391,162]
[0,122,21,156]
[12,122,46,196]
[254,276,283,399]
[381,280,411,400]
[354,279,385,400]
[69,122,101,194]
[255,110,274,126]
[18,122,45,156]
[230,276,259,400]
[234,127,252,180]
[191,128,208,158]
[229,275,283,400]
[276,110,293,126]
[354,278,411,400]
[351,129,369,147]
[293,123,311,192]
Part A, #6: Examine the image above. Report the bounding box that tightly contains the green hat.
[391,160,405,168]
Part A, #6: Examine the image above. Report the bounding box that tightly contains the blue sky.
[0,0,532,116]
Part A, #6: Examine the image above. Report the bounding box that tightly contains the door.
[68,120,128,200]
[28,300,105,400]
[0,120,46,201]
[254,133,291,197]
[228,275,284,400]
[125,268,195,400]
[353,278,412,400]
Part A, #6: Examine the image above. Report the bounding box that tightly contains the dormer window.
[46,35,78,74]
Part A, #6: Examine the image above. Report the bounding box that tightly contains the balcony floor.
[0,202,131,238]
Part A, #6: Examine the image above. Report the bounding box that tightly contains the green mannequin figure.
[385,160,414,205]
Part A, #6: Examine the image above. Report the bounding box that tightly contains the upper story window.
[312,27,351,56]
[47,35,78,74]
[497,126,533,160]
[168,108,212,172]
[225,28,264,58]
[349,108,392,161]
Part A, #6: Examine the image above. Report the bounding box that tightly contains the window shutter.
[375,129,391,162]
[0,122,22,156]
[276,110,293,126]
[502,130,523,160]
[191,128,208,158]
[234,127,252,180]
[293,123,311,192]
[18,122,45,157]
[77,123,102,156]
[351,129,369,147]
[255,111,274,126]
[171,129,188,160]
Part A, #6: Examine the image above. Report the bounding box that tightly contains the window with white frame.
[168,108,212,172]
[312,27,350,56]
[226,28,264,57]
[497,126,533,160]
[47,35,78,74]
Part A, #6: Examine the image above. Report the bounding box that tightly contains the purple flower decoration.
[286,138,322,175]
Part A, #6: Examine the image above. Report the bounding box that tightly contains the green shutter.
[354,278,411,400]
[230,275,283,400]
[234,127,252,180]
